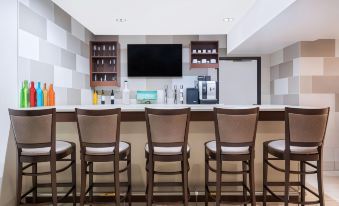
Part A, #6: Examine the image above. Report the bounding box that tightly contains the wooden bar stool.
[263,107,330,206]
[9,108,76,206]
[205,107,259,206]
[144,108,191,206]
[75,108,132,206]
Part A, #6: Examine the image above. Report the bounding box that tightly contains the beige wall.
[270,39,339,170]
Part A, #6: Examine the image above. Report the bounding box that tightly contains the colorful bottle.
[43,83,48,106]
[23,80,29,107]
[48,84,55,106]
[36,82,43,107]
[92,90,98,105]
[20,82,25,108]
[29,81,36,107]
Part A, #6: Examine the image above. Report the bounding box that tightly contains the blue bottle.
[36,82,43,107]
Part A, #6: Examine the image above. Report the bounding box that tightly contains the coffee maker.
[198,76,218,104]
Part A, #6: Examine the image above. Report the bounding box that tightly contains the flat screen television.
[127,44,182,77]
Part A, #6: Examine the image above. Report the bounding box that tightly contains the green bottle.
[23,80,29,108]
[20,82,24,108]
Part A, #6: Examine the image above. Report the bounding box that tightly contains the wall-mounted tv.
[127,44,182,77]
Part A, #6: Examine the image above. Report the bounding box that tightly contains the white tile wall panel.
[118,35,146,49]
[18,29,39,61]
[274,78,288,95]
[54,65,72,88]
[54,86,67,105]
[71,18,85,42]
[18,57,31,83]
[81,89,92,105]
[294,57,324,76]
[47,20,67,49]
[270,49,283,66]
[28,0,54,21]
[76,54,90,75]
[182,48,190,63]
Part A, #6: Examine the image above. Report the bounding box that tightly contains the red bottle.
[30,81,37,107]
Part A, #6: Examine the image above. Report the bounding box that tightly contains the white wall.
[0,0,18,180]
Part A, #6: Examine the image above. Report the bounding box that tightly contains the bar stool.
[263,107,330,206]
[9,108,76,206]
[75,108,132,206]
[144,108,191,206]
[205,107,259,206]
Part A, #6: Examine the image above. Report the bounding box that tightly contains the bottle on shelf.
[101,90,105,105]
[48,84,55,106]
[110,90,114,104]
[97,46,101,56]
[112,44,115,56]
[92,90,98,105]
[103,45,106,56]
[43,83,48,106]
[93,45,96,56]
[36,82,43,107]
[122,80,130,105]
[30,81,36,107]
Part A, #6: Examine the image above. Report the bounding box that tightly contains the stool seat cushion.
[85,141,130,155]
[145,144,190,155]
[268,140,318,154]
[21,140,72,156]
[206,140,249,155]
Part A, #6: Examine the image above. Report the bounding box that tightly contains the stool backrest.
[286,107,329,147]
[145,108,190,152]
[8,108,55,150]
[214,107,259,148]
[75,108,121,149]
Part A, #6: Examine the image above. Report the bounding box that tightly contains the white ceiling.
[51,0,256,35]
[227,0,339,54]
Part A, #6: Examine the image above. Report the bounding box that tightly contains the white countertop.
[24,104,287,112]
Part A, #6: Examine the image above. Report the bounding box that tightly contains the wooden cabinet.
[190,41,219,69]
[90,41,120,87]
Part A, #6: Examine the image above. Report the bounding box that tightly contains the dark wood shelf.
[190,41,219,69]
[191,53,218,55]
[191,63,219,68]
[90,41,120,87]
[92,72,118,74]
[92,56,117,58]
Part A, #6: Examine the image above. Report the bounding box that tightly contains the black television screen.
[127,44,182,77]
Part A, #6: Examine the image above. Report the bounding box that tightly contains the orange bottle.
[43,83,48,106]
[48,84,55,106]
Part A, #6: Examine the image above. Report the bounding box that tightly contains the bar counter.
[2,104,294,204]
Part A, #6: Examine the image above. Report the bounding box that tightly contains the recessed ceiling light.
[115,18,127,23]
[223,18,233,22]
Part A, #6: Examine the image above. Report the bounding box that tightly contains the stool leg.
[249,156,256,206]
[80,158,86,206]
[71,149,77,206]
[50,157,57,206]
[32,163,37,203]
[284,159,290,206]
[16,161,23,206]
[262,145,268,206]
[300,161,306,206]
[242,161,247,206]
[216,156,222,206]
[204,151,209,206]
[317,158,324,206]
[147,158,154,206]
[127,152,132,206]
[114,155,121,206]
[183,158,189,206]
[89,162,93,203]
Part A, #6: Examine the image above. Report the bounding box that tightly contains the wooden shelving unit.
[90,41,120,87]
[190,41,219,69]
